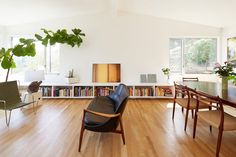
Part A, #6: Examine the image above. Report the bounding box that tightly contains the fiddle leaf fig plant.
[0,38,36,82]
[0,28,85,82]
[35,28,85,47]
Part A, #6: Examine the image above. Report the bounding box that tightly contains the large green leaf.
[21,38,35,45]
[72,28,81,35]
[42,38,48,46]
[49,37,57,45]
[35,34,43,40]
[12,45,24,56]
[25,44,36,56]
[1,56,12,69]
[0,48,5,59]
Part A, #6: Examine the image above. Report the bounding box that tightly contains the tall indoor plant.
[0,28,85,82]
[0,38,36,82]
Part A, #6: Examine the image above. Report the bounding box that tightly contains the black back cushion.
[108,84,129,113]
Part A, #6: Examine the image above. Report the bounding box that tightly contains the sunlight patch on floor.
[166,103,181,108]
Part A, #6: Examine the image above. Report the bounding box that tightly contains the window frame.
[169,36,220,74]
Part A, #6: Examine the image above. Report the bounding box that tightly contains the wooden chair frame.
[172,83,196,131]
[193,91,223,157]
[78,109,125,152]
[182,77,199,82]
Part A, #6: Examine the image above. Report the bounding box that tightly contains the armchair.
[78,83,129,152]
[0,81,35,126]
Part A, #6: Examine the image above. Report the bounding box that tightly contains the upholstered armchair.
[78,83,129,152]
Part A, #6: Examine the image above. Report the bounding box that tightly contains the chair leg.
[78,111,86,152]
[172,101,176,120]
[182,107,184,113]
[119,115,126,145]
[78,124,85,152]
[5,110,12,127]
[191,109,194,119]
[216,128,223,157]
[32,95,36,114]
[209,107,212,132]
[193,114,198,138]
[209,125,212,132]
[184,109,189,131]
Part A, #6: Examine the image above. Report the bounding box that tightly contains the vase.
[221,76,228,90]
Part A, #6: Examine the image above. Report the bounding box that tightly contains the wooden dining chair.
[181,77,199,113]
[172,82,209,131]
[193,91,236,157]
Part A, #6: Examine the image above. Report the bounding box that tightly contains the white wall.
[5,12,222,84]
[0,26,7,47]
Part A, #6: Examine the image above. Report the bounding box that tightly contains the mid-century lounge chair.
[0,81,35,126]
[78,83,129,152]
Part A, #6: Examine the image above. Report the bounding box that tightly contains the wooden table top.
[180,81,236,107]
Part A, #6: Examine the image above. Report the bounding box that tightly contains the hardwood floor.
[0,99,235,157]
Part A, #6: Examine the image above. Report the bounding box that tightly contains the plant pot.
[222,76,228,90]
[65,77,79,84]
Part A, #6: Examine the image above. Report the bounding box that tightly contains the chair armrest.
[84,109,120,118]
[0,100,6,103]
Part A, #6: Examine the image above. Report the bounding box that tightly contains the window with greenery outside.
[170,38,217,74]
[0,28,85,82]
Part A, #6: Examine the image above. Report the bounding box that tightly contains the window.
[170,38,217,74]
[11,37,60,75]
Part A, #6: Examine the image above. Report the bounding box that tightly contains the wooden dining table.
[179,81,236,108]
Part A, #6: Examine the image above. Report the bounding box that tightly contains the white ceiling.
[0,0,235,27]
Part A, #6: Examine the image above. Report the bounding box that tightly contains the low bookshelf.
[39,83,174,99]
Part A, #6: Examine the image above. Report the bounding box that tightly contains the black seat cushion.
[85,96,115,125]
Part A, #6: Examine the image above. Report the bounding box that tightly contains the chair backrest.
[108,83,129,114]
[182,77,199,82]
[0,81,21,107]
[196,90,224,127]
[186,86,198,98]
[196,90,222,110]
[174,82,189,98]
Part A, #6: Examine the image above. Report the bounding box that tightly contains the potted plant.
[162,68,170,82]
[214,61,235,90]
[65,69,79,84]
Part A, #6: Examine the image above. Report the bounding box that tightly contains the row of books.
[42,87,52,97]
[74,87,93,97]
[135,87,154,96]
[128,87,134,96]
[53,87,72,97]
[155,86,173,96]
[40,86,173,97]
[95,87,113,96]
